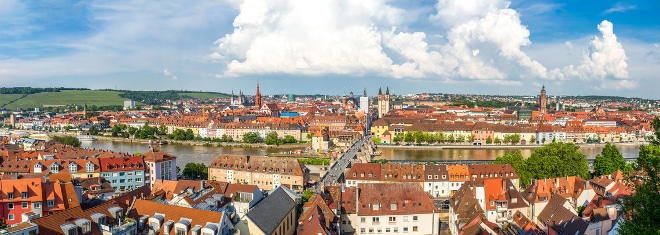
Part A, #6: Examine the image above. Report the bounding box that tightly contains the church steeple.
[255,79,262,109]
[385,87,390,96]
[363,87,367,97]
[378,87,382,95]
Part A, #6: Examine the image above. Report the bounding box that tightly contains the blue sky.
[0,0,659,98]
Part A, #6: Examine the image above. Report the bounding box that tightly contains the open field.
[0,94,27,108]
[178,92,229,99]
[4,90,127,109]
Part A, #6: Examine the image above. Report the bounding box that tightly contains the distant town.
[0,84,658,235]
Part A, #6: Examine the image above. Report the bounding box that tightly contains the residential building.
[207,155,309,191]
[297,194,339,235]
[352,183,439,235]
[424,164,449,198]
[536,195,588,235]
[142,150,177,188]
[98,156,146,193]
[236,186,297,235]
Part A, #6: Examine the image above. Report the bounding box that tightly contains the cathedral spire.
[255,79,262,108]
[378,87,382,95]
[385,86,390,96]
[363,87,367,97]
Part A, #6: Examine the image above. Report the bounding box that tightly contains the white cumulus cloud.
[211,0,632,90]
[562,20,630,87]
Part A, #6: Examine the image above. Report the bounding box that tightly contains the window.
[413,226,418,232]
[373,203,379,210]
[403,216,408,222]
[112,180,117,184]
[176,228,186,235]
[136,171,142,175]
[377,228,382,233]
[403,227,409,232]
[361,217,366,223]
[47,200,54,207]
[22,202,28,208]
[128,179,133,183]
[50,164,59,173]
[33,202,41,209]
[21,192,27,199]
[136,178,142,182]
[360,228,365,234]
[128,172,133,176]
[388,217,396,222]
[393,227,399,233]
[413,216,418,221]
[368,228,374,233]
[442,175,446,179]
[386,228,391,233]
[69,164,77,173]
[372,217,379,223]
[391,203,397,210]
[427,175,431,179]
[86,163,94,172]
[8,214,14,220]
[7,192,13,200]
[8,203,14,210]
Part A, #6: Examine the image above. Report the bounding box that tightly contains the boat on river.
[77,135,97,141]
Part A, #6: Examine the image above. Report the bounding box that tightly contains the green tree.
[447,134,455,143]
[414,131,425,144]
[593,143,626,176]
[530,135,536,144]
[493,151,532,187]
[510,134,521,145]
[88,126,99,135]
[618,117,660,234]
[435,132,445,143]
[51,135,82,147]
[242,132,261,143]
[372,137,382,144]
[456,134,465,143]
[158,124,167,135]
[486,136,493,144]
[182,163,208,180]
[306,133,313,140]
[283,135,297,144]
[265,131,279,145]
[526,142,589,180]
[618,144,660,234]
[393,133,404,144]
[468,134,476,143]
[404,132,414,145]
[494,136,501,145]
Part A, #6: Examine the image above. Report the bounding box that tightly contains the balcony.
[496,206,508,213]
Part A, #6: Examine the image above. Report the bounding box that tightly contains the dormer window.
[50,164,59,173]
[69,163,77,173]
[86,163,94,172]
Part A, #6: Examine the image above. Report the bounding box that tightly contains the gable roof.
[246,186,296,234]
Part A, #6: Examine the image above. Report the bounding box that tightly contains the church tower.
[378,87,391,118]
[539,85,547,114]
[255,79,262,109]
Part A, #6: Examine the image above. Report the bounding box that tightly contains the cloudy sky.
[1,0,659,98]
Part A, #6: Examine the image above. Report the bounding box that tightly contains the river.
[81,140,643,167]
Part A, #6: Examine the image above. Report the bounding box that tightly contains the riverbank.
[377,141,647,150]
[54,133,311,149]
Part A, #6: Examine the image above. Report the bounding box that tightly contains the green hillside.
[4,90,127,109]
[0,90,230,110]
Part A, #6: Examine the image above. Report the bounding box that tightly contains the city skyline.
[1,1,659,98]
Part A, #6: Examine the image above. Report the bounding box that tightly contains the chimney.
[555,178,559,188]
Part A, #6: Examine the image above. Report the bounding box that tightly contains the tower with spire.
[539,85,547,114]
[255,79,262,109]
[378,86,391,118]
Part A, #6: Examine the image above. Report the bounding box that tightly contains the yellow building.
[207,155,309,191]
